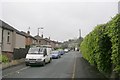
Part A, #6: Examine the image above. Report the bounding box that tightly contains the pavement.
[2,51,107,80]
[1,58,25,70]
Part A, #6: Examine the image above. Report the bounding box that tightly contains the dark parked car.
[51,51,61,59]
[59,50,65,55]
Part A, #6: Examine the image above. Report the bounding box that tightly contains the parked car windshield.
[28,47,44,54]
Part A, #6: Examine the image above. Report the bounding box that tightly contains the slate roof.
[45,38,51,42]
[20,31,37,40]
[34,35,51,42]
[0,20,16,31]
[34,35,44,40]
[0,20,26,37]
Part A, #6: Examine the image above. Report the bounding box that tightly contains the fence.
[13,47,29,60]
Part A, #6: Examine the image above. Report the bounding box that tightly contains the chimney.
[79,29,81,39]
[49,37,50,40]
[27,31,30,35]
[41,34,43,38]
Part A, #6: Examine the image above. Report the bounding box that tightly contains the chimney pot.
[41,34,43,38]
[27,31,30,35]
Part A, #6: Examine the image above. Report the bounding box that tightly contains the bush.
[0,54,9,63]
[80,14,120,74]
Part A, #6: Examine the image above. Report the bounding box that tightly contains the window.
[28,47,44,54]
[7,32,10,43]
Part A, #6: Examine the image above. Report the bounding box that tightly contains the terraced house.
[0,20,62,60]
[21,31,37,47]
[0,20,26,60]
[34,35,61,49]
[34,35,48,45]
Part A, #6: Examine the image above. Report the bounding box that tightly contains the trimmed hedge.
[80,14,120,74]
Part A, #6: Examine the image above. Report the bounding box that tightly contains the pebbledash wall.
[15,33,25,49]
[1,20,26,60]
[2,30,26,60]
[2,29,13,53]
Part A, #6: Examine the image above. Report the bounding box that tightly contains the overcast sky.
[0,0,119,42]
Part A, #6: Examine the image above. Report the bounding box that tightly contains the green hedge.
[80,14,120,74]
[0,54,9,63]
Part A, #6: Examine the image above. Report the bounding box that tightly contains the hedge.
[80,14,120,74]
[0,54,9,63]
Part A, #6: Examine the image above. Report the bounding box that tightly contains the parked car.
[51,51,61,59]
[25,45,52,66]
[58,50,65,55]
[64,49,69,53]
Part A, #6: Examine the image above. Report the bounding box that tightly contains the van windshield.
[28,47,44,54]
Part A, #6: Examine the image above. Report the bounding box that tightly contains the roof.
[34,35,52,43]
[34,35,45,40]
[0,20,26,37]
[0,20,16,31]
[20,31,37,40]
[44,38,51,42]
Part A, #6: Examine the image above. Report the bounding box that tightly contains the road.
[2,51,106,79]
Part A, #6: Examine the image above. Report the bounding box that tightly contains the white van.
[25,45,52,66]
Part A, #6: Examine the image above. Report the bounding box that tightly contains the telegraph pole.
[79,29,81,39]
[28,27,30,31]
[37,27,44,36]
[38,28,40,36]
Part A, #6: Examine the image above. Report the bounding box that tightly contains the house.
[21,31,37,47]
[50,41,56,49]
[55,41,62,48]
[34,35,62,49]
[14,31,26,49]
[34,35,54,47]
[45,38,51,45]
[0,20,26,60]
[1,20,15,59]
[34,35,48,45]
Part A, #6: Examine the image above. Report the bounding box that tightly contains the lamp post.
[79,29,81,39]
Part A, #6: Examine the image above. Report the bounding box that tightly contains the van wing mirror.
[44,49,47,56]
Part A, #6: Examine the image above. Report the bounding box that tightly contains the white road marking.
[16,67,29,72]
[2,66,30,77]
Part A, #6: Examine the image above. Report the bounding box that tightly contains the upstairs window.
[7,32,10,43]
